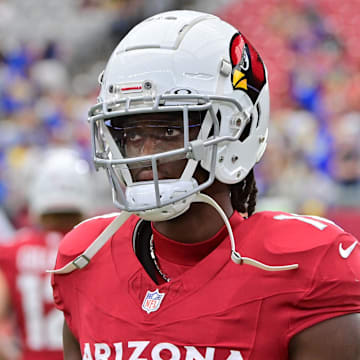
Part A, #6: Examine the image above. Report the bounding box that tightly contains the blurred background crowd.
[1,0,359,239]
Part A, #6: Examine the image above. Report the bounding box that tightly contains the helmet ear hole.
[207,110,222,138]
[239,115,252,142]
[216,109,222,123]
[256,103,261,128]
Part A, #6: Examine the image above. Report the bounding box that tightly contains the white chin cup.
[126,179,198,221]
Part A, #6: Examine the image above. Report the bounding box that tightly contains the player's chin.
[133,163,186,182]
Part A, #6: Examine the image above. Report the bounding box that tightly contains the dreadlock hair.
[230,169,258,217]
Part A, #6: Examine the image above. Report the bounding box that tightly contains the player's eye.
[124,130,142,142]
[166,128,177,136]
[163,127,182,138]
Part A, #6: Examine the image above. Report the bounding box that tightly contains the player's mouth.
[134,170,166,181]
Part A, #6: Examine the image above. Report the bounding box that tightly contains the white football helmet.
[89,10,270,221]
[29,148,93,217]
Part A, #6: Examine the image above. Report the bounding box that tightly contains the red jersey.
[0,228,64,360]
[52,211,360,359]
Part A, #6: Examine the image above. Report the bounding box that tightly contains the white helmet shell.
[89,10,269,220]
[29,148,93,217]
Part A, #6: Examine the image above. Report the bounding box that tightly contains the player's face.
[106,112,202,181]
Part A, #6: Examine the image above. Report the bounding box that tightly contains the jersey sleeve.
[51,213,137,338]
[51,243,77,336]
[51,217,109,337]
[287,231,360,340]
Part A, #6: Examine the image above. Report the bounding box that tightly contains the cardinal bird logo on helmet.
[230,33,266,104]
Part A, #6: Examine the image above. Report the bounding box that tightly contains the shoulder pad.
[57,213,138,258]
[249,211,346,254]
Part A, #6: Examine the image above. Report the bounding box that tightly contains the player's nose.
[139,136,158,156]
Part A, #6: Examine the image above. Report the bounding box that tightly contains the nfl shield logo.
[142,289,165,314]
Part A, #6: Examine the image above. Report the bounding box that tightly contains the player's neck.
[153,185,233,244]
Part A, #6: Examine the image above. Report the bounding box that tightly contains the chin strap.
[194,193,299,272]
[49,193,298,275]
[47,211,132,274]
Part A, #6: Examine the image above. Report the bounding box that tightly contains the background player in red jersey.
[0,148,93,360]
[51,10,360,359]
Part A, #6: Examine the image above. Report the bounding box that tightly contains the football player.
[0,148,93,360]
[51,10,360,359]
